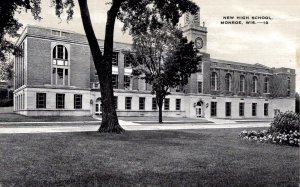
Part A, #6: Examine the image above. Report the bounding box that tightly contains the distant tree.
[296,92,300,114]
[0,1,41,62]
[0,60,14,81]
[132,24,201,123]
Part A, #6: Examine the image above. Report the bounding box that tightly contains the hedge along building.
[13,10,296,119]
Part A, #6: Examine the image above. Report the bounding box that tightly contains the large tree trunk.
[156,90,164,124]
[78,0,124,133]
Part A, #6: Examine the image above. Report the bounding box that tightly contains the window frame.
[240,75,245,92]
[176,99,181,110]
[152,98,157,110]
[211,72,218,91]
[139,97,145,110]
[164,98,170,110]
[225,102,231,117]
[211,102,217,117]
[252,103,257,116]
[74,94,82,109]
[225,73,232,92]
[56,94,65,109]
[252,76,258,93]
[36,93,46,109]
[263,77,269,93]
[239,103,245,116]
[197,81,203,93]
[112,52,118,66]
[112,74,118,89]
[264,103,269,116]
[125,97,132,110]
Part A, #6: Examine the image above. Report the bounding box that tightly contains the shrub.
[0,99,13,107]
[240,111,300,147]
[269,111,300,133]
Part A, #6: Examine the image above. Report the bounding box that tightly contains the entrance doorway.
[195,101,204,118]
[95,97,102,115]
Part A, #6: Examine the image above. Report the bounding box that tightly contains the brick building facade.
[14,11,296,119]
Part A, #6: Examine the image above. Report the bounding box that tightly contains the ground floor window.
[125,97,132,110]
[239,103,244,116]
[176,99,181,110]
[112,74,118,89]
[139,97,145,110]
[264,103,269,116]
[197,81,202,93]
[56,94,65,109]
[252,103,257,116]
[211,102,217,117]
[225,102,231,117]
[36,93,46,108]
[114,96,118,109]
[152,98,157,110]
[164,98,170,110]
[74,94,82,109]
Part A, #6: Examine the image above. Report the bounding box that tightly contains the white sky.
[14,0,300,92]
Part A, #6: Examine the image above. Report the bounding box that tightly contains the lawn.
[0,128,299,186]
[0,113,97,122]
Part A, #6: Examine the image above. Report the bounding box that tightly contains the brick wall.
[27,37,52,86]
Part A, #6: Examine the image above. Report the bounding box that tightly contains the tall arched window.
[240,75,245,92]
[225,73,232,92]
[52,45,69,85]
[252,76,258,93]
[263,77,269,93]
[53,45,68,60]
[211,72,218,91]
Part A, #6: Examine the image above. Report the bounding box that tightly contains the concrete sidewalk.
[0,120,270,134]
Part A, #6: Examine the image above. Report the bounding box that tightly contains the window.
[198,62,202,73]
[252,103,257,116]
[152,98,157,110]
[112,74,118,89]
[61,32,70,37]
[124,54,133,68]
[114,96,118,109]
[124,75,131,89]
[139,97,145,110]
[176,99,181,110]
[53,45,68,61]
[125,97,132,110]
[164,98,170,110]
[287,77,291,96]
[264,103,269,116]
[225,102,231,116]
[198,81,203,93]
[52,30,60,36]
[239,103,244,116]
[264,77,269,93]
[74,94,82,109]
[252,76,258,93]
[112,52,118,66]
[211,72,218,91]
[240,75,245,92]
[211,102,217,117]
[36,93,46,108]
[56,94,65,109]
[225,73,232,92]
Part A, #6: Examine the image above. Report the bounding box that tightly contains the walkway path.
[0,120,270,134]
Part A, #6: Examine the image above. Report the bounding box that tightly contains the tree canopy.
[132,23,201,123]
[0,0,41,62]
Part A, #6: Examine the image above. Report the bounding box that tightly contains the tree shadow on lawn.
[0,129,299,186]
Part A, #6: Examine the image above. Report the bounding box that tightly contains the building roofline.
[19,25,133,46]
